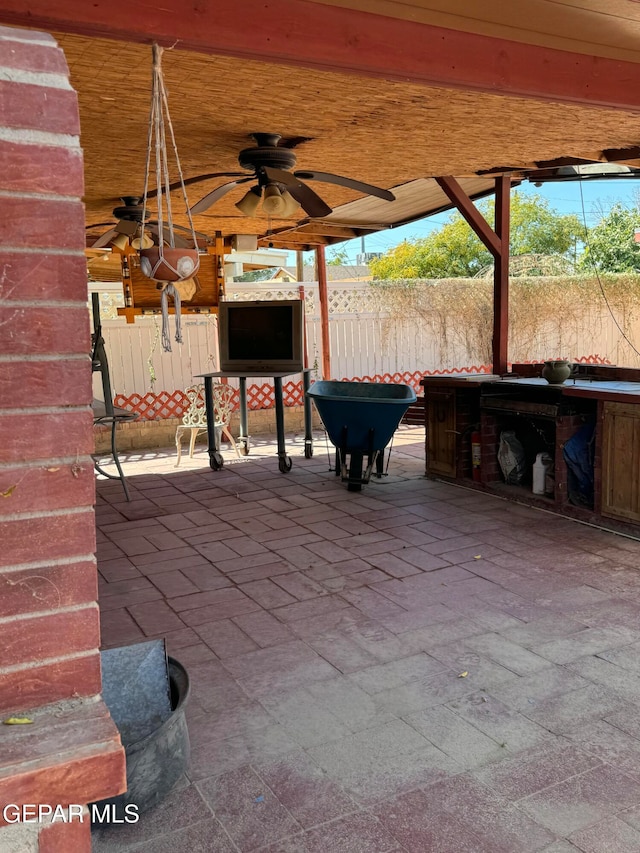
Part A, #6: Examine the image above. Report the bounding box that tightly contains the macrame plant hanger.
[139,43,200,352]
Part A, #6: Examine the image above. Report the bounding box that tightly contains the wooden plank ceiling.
[310,0,640,62]
[57,23,640,251]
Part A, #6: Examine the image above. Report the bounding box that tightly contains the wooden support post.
[296,250,304,283]
[435,175,510,375]
[494,176,510,374]
[316,245,331,379]
[298,283,308,370]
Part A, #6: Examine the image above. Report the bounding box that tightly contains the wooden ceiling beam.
[533,155,602,169]
[257,234,340,249]
[257,240,319,252]
[256,222,375,246]
[258,227,327,243]
[603,146,640,164]
[275,236,334,246]
[294,224,376,239]
[3,0,640,112]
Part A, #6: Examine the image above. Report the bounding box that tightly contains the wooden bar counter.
[421,364,640,533]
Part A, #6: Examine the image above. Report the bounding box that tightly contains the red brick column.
[0,25,125,850]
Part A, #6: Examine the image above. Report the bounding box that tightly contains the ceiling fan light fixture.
[111,233,130,252]
[280,190,301,218]
[131,232,154,250]
[262,184,285,215]
[235,186,262,216]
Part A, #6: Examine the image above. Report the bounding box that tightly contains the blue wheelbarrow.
[307,380,417,491]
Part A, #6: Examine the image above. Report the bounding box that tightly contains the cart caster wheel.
[241,440,250,456]
[304,444,313,459]
[279,455,293,473]
[347,482,362,492]
[211,451,224,470]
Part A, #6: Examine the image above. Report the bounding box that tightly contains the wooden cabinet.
[422,371,640,533]
[426,389,457,477]
[602,402,640,522]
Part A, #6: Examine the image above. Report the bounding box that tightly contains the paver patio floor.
[93,426,640,852]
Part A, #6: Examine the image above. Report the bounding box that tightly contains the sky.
[295,177,640,267]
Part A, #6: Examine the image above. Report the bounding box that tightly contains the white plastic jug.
[533,452,550,495]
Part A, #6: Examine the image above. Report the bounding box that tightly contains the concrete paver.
[93,427,640,851]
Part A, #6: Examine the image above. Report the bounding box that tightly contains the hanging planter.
[139,44,201,350]
[139,246,199,282]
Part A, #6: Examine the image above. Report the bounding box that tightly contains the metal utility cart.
[197,369,313,472]
[307,380,416,491]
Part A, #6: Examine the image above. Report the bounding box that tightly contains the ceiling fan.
[86,196,211,249]
[170,133,396,218]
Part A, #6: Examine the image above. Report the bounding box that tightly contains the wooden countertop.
[420,374,640,404]
[563,380,640,403]
[420,374,500,388]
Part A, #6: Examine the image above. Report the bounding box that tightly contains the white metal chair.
[175,383,239,466]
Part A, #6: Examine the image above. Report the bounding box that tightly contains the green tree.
[327,248,349,266]
[580,202,640,273]
[369,192,583,279]
[234,267,276,282]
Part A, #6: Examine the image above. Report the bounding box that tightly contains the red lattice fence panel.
[114,358,610,421]
[113,390,190,420]
[572,355,613,365]
[283,380,305,407]
[349,371,434,394]
[114,381,304,419]
[246,382,275,410]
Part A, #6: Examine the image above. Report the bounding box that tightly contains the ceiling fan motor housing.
[238,133,297,173]
[112,197,145,221]
[184,131,393,218]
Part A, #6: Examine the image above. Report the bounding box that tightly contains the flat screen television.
[217,299,305,374]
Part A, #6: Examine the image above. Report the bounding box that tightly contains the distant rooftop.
[233,264,372,283]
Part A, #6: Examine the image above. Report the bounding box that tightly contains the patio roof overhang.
[1,1,640,250]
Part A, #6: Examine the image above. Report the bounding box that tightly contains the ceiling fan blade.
[91,228,118,249]
[294,170,395,201]
[86,221,116,230]
[190,178,252,215]
[262,167,332,217]
[148,220,213,242]
[146,172,247,200]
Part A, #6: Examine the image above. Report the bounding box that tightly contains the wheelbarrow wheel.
[347,451,363,492]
